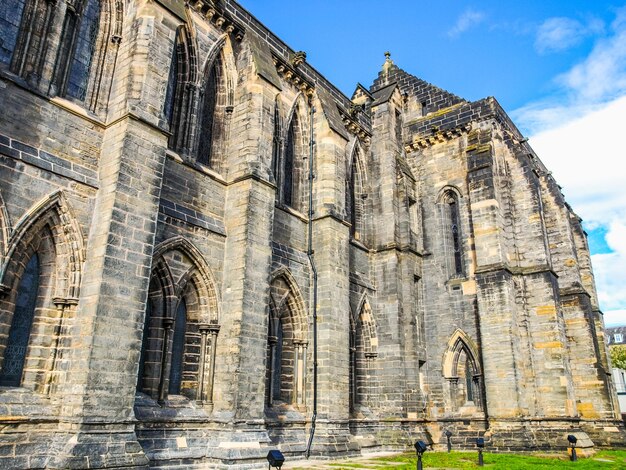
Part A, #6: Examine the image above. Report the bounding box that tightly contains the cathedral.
[0,0,624,468]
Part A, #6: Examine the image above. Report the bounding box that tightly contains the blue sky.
[239,0,626,326]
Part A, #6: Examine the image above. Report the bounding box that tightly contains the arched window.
[2,0,120,110]
[348,299,377,413]
[164,26,195,153]
[442,330,483,413]
[282,115,296,207]
[346,148,367,241]
[0,192,84,393]
[64,0,100,101]
[441,190,464,276]
[271,318,284,403]
[0,0,28,66]
[266,273,307,408]
[271,102,281,180]
[197,58,220,167]
[0,253,39,386]
[137,239,220,406]
[168,299,187,394]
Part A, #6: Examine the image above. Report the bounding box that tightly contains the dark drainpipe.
[305,104,318,459]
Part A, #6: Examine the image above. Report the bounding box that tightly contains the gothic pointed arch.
[349,294,377,412]
[442,329,483,411]
[437,186,464,276]
[164,24,198,154]
[442,329,481,377]
[266,267,308,407]
[138,236,220,404]
[0,191,84,390]
[1,191,85,301]
[195,35,236,172]
[269,267,308,342]
[346,139,368,242]
[271,94,282,182]
[1,0,123,110]
[152,236,220,323]
[280,93,309,211]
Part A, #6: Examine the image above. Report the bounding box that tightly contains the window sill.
[134,392,212,421]
[165,150,228,185]
[350,237,370,252]
[275,203,309,223]
[264,401,306,423]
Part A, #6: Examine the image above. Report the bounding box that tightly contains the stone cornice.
[190,1,245,41]
[405,124,471,151]
[338,108,371,143]
[272,54,315,98]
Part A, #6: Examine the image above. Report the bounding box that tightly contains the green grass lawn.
[355,450,626,469]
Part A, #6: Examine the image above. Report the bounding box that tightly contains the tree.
[610,345,626,370]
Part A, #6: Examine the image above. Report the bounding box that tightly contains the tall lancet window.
[346,149,366,241]
[64,0,100,101]
[169,299,187,395]
[0,0,28,66]
[449,198,463,274]
[442,191,463,276]
[198,59,219,167]
[0,254,39,386]
[271,104,281,180]
[283,116,296,207]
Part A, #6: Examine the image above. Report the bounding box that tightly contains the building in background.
[0,0,624,468]
[606,327,626,416]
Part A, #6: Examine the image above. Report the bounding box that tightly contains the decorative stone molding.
[273,55,315,97]
[405,123,472,151]
[190,1,245,41]
[339,109,371,144]
[291,51,307,68]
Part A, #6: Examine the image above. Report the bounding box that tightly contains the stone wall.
[0,0,623,468]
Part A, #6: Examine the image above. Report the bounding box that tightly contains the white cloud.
[528,95,626,225]
[557,25,626,101]
[448,9,485,38]
[529,100,626,325]
[604,309,626,327]
[514,8,626,134]
[535,17,588,54]
[517,7,626,326]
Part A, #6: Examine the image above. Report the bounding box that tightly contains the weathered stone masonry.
[0,0,624,468]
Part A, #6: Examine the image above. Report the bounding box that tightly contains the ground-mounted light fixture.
[414,440,428,470]
[476,437,485,467]
[267,450,285,469]
[568,434,578,462]
[444,430,452,453]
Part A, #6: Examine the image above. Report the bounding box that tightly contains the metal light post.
[568,434,578,462]
[476,437,485,467]
[414,440,428,470]
[444,430,452,453]
[267,450,285,470]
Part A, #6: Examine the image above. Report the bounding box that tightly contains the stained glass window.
[66,0,100,101]
[198,61,218,166]
[283,117,296,206]
[0,0,27,65]
[0,253,39,387]
[168,299,186,394]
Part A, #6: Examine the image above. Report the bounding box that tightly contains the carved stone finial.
[383,51,394,74]
[292,51,307,67]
